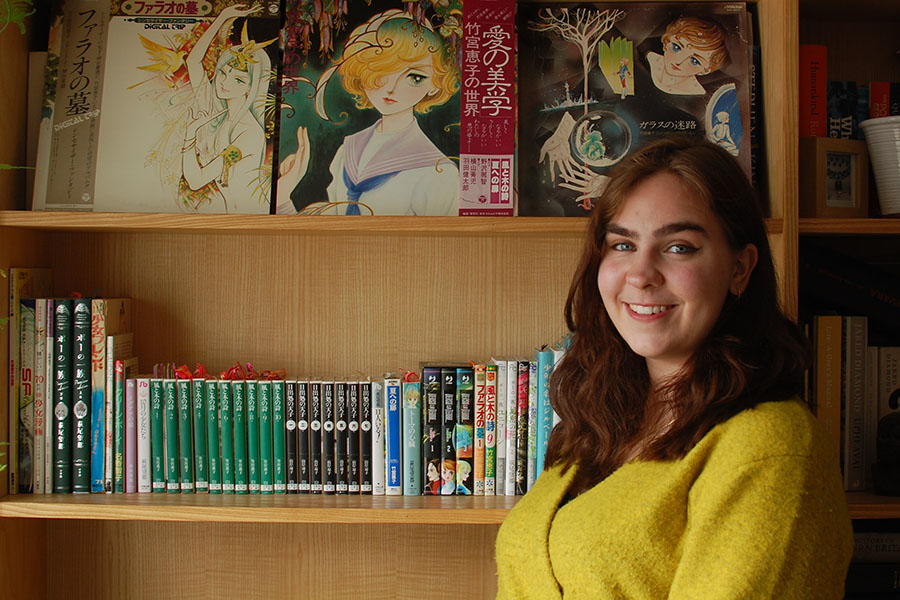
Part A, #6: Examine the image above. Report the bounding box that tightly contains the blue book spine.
[401,381,421,496]
[534,349,554,477]
[384,376,402,495]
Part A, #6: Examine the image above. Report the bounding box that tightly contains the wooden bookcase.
[0,0,895,597]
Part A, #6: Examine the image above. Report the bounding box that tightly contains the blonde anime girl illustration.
[180,4,275,213]
[646,16,728,96]
[277,8,460,215]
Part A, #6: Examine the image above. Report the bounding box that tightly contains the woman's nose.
[625,251,663,288]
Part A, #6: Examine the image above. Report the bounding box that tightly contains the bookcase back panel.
[48,231,580,377]
[0,30,28,211]
[48,520,500,599]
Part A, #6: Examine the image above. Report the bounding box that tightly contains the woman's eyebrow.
[606,222,708,239]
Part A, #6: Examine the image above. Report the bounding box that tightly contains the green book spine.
[232,380,248,494]
[52,299,73,494]
[272,381,286,494]
[113,360,125,493]
[246,380,259,493]
[176,379,194,492]
[218,381,234,494]
[192,379,208,492]
[163,379,179,492]
[71,298,92,493]
[258,381,273,494]
[206,380,221,494]
[150,379,165,492]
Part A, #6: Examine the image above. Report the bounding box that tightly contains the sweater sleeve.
[669,452,853,599]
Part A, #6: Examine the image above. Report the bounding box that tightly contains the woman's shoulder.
[701,399,829,463]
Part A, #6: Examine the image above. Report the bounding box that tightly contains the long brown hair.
[545,137,809,494]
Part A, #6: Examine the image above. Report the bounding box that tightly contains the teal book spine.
[534,348,554,477]
[272,381,286,494]
[402,380,422,496]
[150,379,165,492]
[176,379,194,492]
[163,379,179,492]
[52,299,73,493]
[205,380,221,494]
[218,380,234,494]
[71,298,92,493]
[113,360,125,493]
[232,380,248,494]
[245,380,259,493]
[192,378,208,492]
[258,381,273,494]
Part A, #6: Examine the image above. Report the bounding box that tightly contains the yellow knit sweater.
[495,400,853,599]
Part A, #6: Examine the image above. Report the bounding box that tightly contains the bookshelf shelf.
[0,494,518,524]
[0,209,785,236]
[800,218,900,236]
[847,493,900,520]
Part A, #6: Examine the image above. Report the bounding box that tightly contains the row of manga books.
[31,0,753,217]
[34,349,567,496]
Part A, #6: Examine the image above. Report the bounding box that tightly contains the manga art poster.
[517,2,752,216]
[92,0,281,214]
[277,0,471,216]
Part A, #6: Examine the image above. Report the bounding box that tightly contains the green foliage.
[0,0,36,35]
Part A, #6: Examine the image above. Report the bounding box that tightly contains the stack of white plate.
[860,116,900,216]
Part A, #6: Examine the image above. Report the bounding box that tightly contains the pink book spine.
[125,378,137,493]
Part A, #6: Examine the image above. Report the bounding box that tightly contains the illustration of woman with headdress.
[277,8,460,216]
[180,3,275,213]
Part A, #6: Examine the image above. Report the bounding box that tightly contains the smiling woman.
[495,137,854,599]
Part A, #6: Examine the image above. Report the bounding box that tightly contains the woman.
[277,9,460,215]
[495,137,853,598]
[181,3,274,214]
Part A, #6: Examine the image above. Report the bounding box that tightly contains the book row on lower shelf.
[28,359,566,498]
[807,314,900,496]
[847,525,900,597]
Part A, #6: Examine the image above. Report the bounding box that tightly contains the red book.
[799,45,827,137]
[869,81,891,119]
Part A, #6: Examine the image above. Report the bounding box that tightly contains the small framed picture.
[799,137,869,218]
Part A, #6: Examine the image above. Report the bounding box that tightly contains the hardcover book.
[89,297,132,493]
[454,366,475,496]
[517,2,752,215]
[71,298,92,493]
[285,380,299,493]
[401,379,422,496]
[192,378,209,492]
[278,0,469,216]
[799,44,827,138]
[421,366,442,495]
[358,381,372,494]
[52,299,73,493]
[85,0,282,214]
[7,267,52,494]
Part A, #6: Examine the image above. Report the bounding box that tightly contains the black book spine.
[422,367,442,495]
[285,380,298,493]
[322,382,336,494]
[309,382,323,493]
[71,298,92,493]
[52,299,74,493]
[334,381,349,494]
[347,382,360,494]
[359,382,372,494]
[440,367,457,496]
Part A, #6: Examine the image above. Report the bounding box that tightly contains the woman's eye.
[407,73,427,85]
[610,241,634,252]
[670,41,682,53]
[667,243,697,255]
[689,56,701,68]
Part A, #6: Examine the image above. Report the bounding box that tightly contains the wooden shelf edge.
[0,210,783,236]
[0,210,588,236]
[847,492,900,519]
[800,218,900,235]
[0,494,517,524]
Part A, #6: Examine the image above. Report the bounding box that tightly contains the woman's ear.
[730,243,758,296]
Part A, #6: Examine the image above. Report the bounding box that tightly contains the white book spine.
[384,377,402,496]
[504,360,518,495]
[371,381,385,496]
[551,347,566,427]
[33,299,47,494]
[492,358,507,497]
[137,378,152,492]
